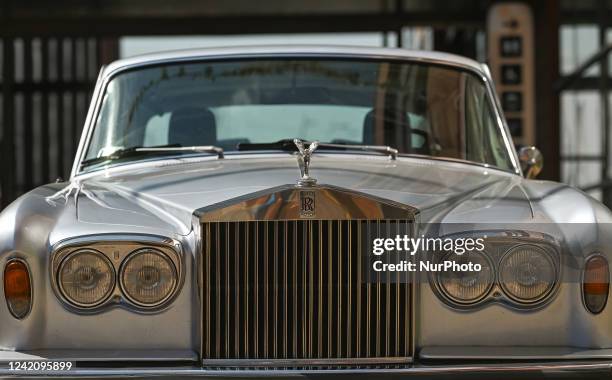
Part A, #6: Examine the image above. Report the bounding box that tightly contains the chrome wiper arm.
[236,138,301,152]
[134,145,224,158]
[80,145,224,169]
[237,139,397,160]
[317,142,398,160]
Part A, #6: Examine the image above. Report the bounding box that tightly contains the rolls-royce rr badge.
[299,190,316,218]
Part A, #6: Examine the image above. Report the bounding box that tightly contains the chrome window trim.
[71,51,521,179]
[481,62,522,176]
[3,257,33,320]
[50,234,184,314]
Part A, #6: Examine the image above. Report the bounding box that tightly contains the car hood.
[74,154,533,235]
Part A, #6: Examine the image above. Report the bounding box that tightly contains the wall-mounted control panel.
[487,2,535,146]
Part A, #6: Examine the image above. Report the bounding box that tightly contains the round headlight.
[120,248,177,307]
[499,245,556,303]
[58,249,115,307]
[437,251,494,304]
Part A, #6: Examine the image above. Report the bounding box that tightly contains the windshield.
[85,58,514,171]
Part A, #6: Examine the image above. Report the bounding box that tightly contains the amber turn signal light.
[583,255,609,314]
[4,259,32,319]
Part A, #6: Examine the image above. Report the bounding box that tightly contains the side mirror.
[518,146,543,179]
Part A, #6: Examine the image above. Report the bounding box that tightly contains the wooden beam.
[531,0,560,181]
[0,13,484,37]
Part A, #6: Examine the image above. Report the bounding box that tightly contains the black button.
[501,64,522,85]
[502,92,523,112]
[500,36,523,57]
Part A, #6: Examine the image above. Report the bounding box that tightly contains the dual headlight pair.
[57,247,177,308]
[436,244,558,307]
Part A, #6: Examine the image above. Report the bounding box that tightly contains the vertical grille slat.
[375,221,381,358]
[234,222,240,358]
[337,220,342,358]
[205,223,211,358]
[215,223,221,358]
[356,220,362,358]
[254,222,259,358]
[292,223,298,358]
[263,222,269,358]
[273,221,279,358]
[317,221,323,358]
[365,220,372,358]
[225,222,230,358]
[327,220,333,359]
[202,219,412,363]
[244,222,249,358]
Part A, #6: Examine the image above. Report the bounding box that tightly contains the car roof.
[103,45,485,77]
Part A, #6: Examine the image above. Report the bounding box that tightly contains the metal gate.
[0,37,117,208]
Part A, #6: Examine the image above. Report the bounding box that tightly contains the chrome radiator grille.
[201,219,413,364]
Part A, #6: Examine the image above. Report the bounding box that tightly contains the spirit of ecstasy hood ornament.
[294,139,319,186]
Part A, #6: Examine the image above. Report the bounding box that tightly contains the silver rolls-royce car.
[2,46,612,378]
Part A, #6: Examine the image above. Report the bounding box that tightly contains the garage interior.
[0,0,608,208]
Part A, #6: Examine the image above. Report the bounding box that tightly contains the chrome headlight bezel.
[57,248,116,308]
[436,250,495,305]
[51,235,183,313]
[498,244,558,304]
[431,230,561,310]
[119,247,178,307]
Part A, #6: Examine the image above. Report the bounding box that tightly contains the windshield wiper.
[317,142,398,160]
[237,139,398,160]
[80,144,224,169]
[237,138,300,152]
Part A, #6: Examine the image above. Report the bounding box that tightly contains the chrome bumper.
[1,362,611,379]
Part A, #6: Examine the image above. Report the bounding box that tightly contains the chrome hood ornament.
[293,139,319,186]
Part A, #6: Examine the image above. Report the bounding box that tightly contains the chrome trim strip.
[336,220,342,357]
[318,142,398,160]
[215,224,221,356]
[70,66,106,178]
[225,222,231,358]
[202,357,411,367]
[482,62,522,175]
[419,346,612,360]
[356,221,362,357]
[195,184,418,222]
[3,362,611,377]
[192,216,204,363]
